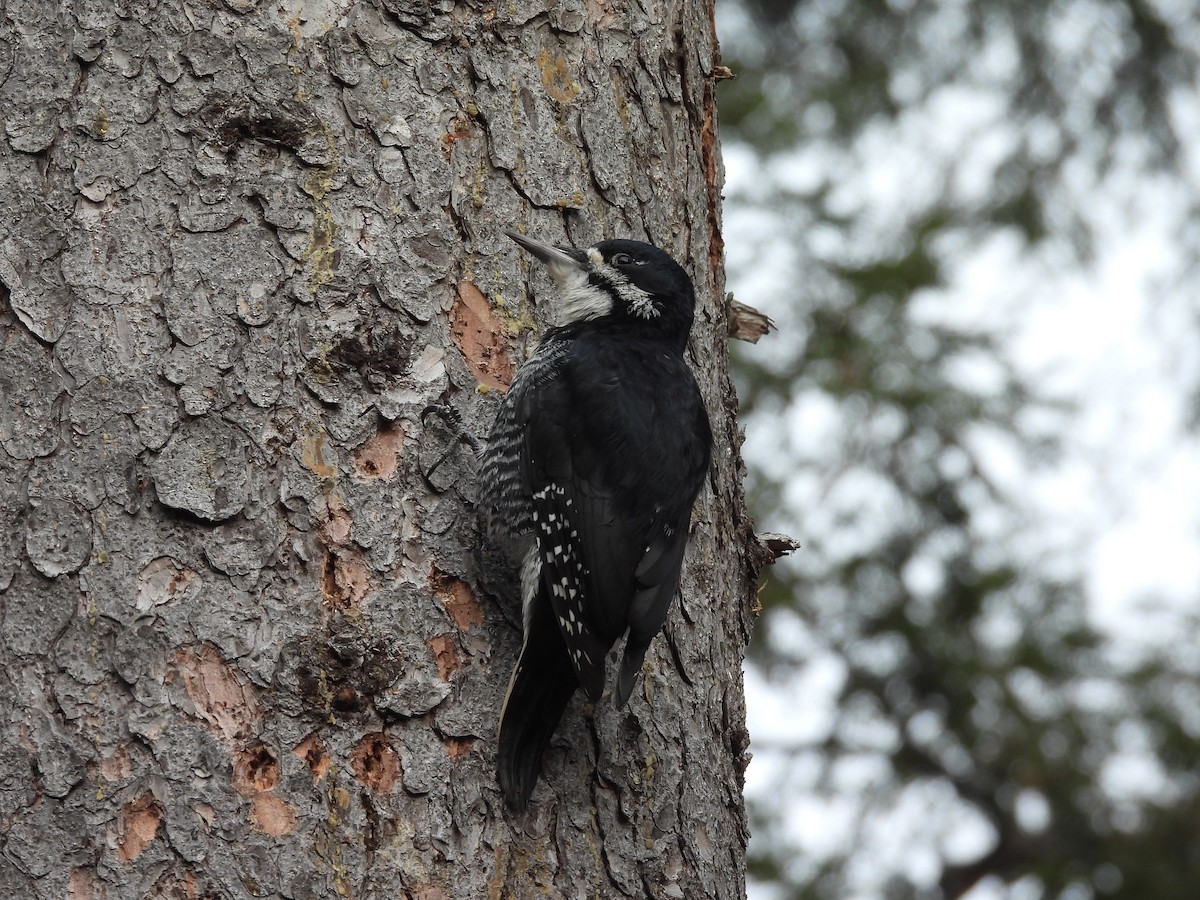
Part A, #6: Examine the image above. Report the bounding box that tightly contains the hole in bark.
[233,742,279,793]
[332,684,364,713]
[350,733,400,793]
[293,734,331,783]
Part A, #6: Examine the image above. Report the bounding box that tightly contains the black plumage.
[479,232,712,811]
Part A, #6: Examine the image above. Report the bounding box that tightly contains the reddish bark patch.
[176,644,259,744]
[318,494,372,608]
[250,794,298,836]
[429,566,484,631]
[583,0,616,28]
[446,737,476,760]
[231,743,297,836]
[411,885,451,900]
[115,794,161,862]
[195,803,216,830]
[350,733,400,793]
[352,421,404,481]
[68,868,98,899]
[300,429,338,478]
[427,634,461,681]
[321,547,372,609]
[294,733,331,784]
[449,280,514,390]
[98,743,132,782]
[233,743,280,795]
[320,492,353,545]
[701,13,726,294]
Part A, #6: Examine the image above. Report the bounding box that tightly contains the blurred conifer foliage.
[717,1,1200,897]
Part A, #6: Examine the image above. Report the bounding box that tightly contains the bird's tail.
[615,637,651,708]
[496,592,579,812]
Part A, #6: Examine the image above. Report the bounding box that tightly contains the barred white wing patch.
[478,342,569,537]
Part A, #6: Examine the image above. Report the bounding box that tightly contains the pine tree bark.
[0,1,757,897]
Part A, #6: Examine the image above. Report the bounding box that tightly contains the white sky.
[724,121,1200,647]
[724,99,1200,896]
[715,8,1200,893]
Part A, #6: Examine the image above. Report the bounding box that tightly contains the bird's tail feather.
[497,593,579,812]
[615,637,651,708]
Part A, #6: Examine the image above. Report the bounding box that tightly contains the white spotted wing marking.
[532,481,597,677]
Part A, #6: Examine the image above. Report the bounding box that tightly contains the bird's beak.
[505,230,588,273]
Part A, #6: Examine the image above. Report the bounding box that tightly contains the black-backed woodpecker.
[479,231,712,812]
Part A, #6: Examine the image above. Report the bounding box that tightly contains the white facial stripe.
[540,250,612,324]
[545,246,659,324]
[555,267,613,324]
[585,246,658,319]
[546,256,583,285]
[590,259,657,319]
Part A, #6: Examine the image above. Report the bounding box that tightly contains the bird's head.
[505,231,696,345]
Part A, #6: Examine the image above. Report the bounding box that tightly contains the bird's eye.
[610,253,634,266]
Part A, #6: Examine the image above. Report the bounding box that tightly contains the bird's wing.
[518,365,623,701]
[518,343,709,702]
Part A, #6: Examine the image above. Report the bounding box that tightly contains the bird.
[478,229,712,812]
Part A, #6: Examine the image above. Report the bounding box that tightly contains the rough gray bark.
[0,1,758,897]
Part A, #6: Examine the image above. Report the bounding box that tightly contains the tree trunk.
[0,2,756,897]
